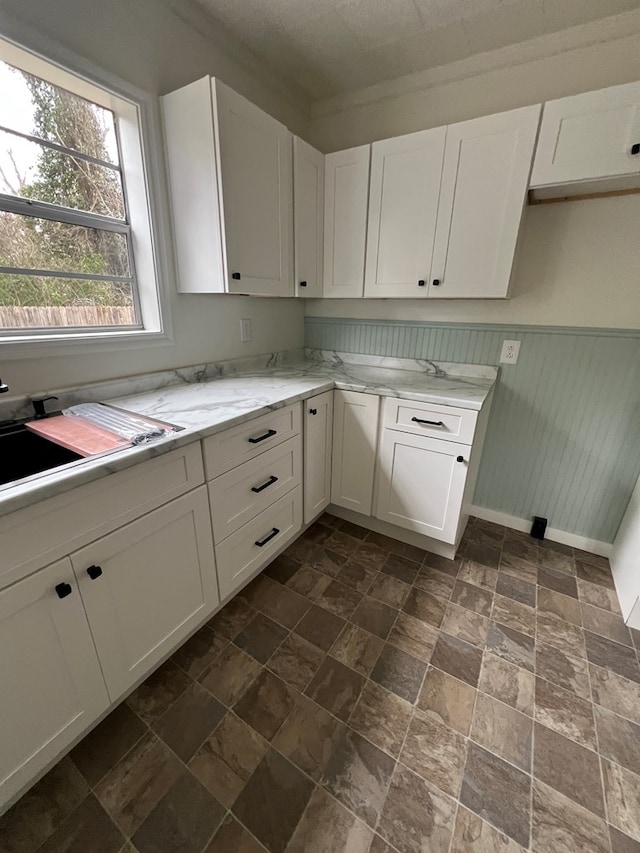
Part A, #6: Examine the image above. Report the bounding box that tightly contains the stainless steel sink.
[0,421,84,487]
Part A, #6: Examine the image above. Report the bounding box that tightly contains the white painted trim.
[470,504,612,558]
[310,8,640,120]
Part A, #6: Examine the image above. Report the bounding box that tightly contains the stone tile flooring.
[3,514,640,852]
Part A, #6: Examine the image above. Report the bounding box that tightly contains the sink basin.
[0,421,84,487]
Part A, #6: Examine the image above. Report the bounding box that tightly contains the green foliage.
[0,69,130,316]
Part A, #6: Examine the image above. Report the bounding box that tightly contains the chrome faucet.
[0,377,8,393]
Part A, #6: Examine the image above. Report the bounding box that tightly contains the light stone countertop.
[0,350,497,518]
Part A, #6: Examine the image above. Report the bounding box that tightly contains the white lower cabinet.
[0,558,109,808]
[304,391,333,523]
[215,486,302,600]
[71,487,218,702]
[331,390,380,515]
[375,430,469,543]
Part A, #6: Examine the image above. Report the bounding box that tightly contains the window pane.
[0,273,137,329]
[0,212,131,277]
[0,130,125,218]
[0,60,119,164]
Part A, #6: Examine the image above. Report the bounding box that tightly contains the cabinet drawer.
[215,486,302,600]
[203,403,301,478]
[382,397,477,444]
[209,436,302,542]
[0,443,204,590]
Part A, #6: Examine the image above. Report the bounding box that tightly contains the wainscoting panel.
[305,317,640,544]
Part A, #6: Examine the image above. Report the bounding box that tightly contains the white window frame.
[0,25,173,357]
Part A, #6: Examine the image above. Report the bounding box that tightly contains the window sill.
[0,327,174,360]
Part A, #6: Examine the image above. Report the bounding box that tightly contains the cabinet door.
[331,390,379,515]
[323,145,370,298]
[215,80,293,297]
[365,128,446,298]
[430,105,541,299]
[0,558,109,809]
[304,391,334,523]
[294,137,324,298]
[375,431,468,543]
[72,488,218,702]
[531,81,640,187]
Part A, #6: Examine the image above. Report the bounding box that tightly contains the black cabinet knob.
[231,272,241,280]
[631,143,640,155]
[309,408,317,415]
[87,565,103,580]
[299,280,307,287]
[55,582,73,599]
[432,279,441,286]
[457,455,465,463]
[418,280,426,287]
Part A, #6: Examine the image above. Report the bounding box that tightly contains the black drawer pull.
[418,280,426,287]
[87,565,103,580]
[432,278,441,286]
[248,428,277,444]
[255,527,280,547]
[231,272,241,280]
[309,408,317,415]
[251,475,278,493]
[411,417,444,427]
[299,280,307,287]
[55,582,72,599]
[631,143,640,155]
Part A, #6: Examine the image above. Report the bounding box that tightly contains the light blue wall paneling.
[305,317,640,544]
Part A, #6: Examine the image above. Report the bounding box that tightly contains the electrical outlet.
[500,340,521,364]
[240,318,252,343]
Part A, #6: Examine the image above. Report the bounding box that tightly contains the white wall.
[0,0,308,396]
[304,27,640,330]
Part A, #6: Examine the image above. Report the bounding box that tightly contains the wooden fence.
[0,306,136,329]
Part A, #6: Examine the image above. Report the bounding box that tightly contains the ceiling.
[192,0,640,102]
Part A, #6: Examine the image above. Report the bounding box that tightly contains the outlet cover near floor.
[500,340,521,364]
[240,318,252,343]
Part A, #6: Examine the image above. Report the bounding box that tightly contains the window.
[0,37,164,342]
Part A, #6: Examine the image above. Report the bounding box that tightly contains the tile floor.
[3,514,640,853]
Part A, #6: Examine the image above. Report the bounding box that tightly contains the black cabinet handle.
[87,565,103,580]
[432,279,441,286]
[309,408,317,415]
[457,455,465,463]
[631,143,640,155]
[418,280,426,287]
[251,475,278,494]
[248,429,277,444]
[255,527,279,547]
[411,417,444,427]
[299,280,307,287]
[55,582,72,599]
[231,272,241,280]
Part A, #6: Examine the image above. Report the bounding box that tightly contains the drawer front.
[209,436,302,542]
[0,443,204,591]
[215,486,302,601]
[382,397,477,444]
[203,403,301,478]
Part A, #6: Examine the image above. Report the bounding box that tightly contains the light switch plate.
[500,340,521,364]
[240,318,252,343]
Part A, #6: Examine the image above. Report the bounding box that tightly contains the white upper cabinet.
[323,145,371,298]
[162,77,293,296]
[531,81,640,193]
[294,137,324,298]
[364,128,446,298]
[430,105,541,299]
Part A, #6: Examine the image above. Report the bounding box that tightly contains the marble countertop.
[0,350,496,517]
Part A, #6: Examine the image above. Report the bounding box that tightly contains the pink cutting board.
[27,416,132,457]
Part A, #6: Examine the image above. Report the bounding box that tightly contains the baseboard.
[470,505,612,558]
